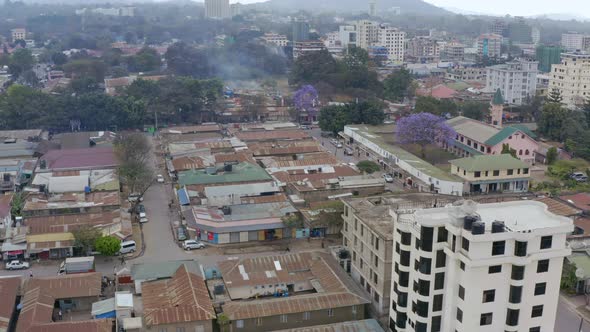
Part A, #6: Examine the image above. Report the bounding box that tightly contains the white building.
[368,0,377,16]
[485,59,538,106]
[549,52,590,109]
[561,32,586,51]
[389,200,573,332]
[339,25,358,48]
[477,33,502,58]
[261,33,288,47]
[377,26,405,63]
[205,0,231,19]
[11,28,26,43]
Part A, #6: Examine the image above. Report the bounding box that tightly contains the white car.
[336,143,343,148]
[183,240,206,250]
[6,260,29,270]
[139,217,149,223]
[157,174,165,183]
[383,174,394,183]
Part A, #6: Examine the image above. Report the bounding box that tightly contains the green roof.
[492,88,504,105]
[178,162,271,186]
[450,154,529,172]
[345,125,461,182]
[484,125,537,146]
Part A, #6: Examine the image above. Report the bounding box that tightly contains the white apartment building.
[389,200,573,332]
[261,33,288,47]
[477,34,502,58]
[561,32,586,51]
[485,59,538,106]
[204,0,230,19]
[377,26,405,63]
[11,28,26,43]
[356,20,379,49]
[339,25,358,48]
[549,52,590,109]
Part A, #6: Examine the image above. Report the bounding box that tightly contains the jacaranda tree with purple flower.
[396,112,456,158]
[293,85,319,122]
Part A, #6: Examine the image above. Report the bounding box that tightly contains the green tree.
[537,103,570,141]
[10,192,26,217]
[8,48,35,77]
[165,42,210,78]
[70,77,100,94]
[356,160,381,174]
[318,105,351,135]
[94,236,121,256]
[547,88,563,104]
[546,147,558,165]
[383,68,412,102]
[72,226,102,255]
[560,260,578,292]
[289,49,337,85]
[350,100,386,125]
[461,101,489,121]
[51,52,68,66]
[217,313,230,332]
[115,132,154,195]
[414,96,458,117]
[501,144,517,158]
[63,59,107,82]
[127,47,161,72]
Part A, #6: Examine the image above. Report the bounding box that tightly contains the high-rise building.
[389,200,573,332]
[508,16,532,43]
[536,45,562,73]
[485,59,538,106]
[368,0,377,16]
[377,25,405,63]
[292,19,310,42]
[549,51,590,108]
[10,28,26,42]
[561,32,585,51]
[406,37,441,63]
[230,3,242,17]
[477,33,502,59]
[204,0,230,19]
[441,42,465,62]
[356,20,379,49]
[339,25,357,48]
[531,27,541,45]
[489,19,507,37]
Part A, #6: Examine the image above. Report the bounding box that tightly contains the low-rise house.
[449,154,531,194]
[217,252,370,331]
[0,277,20,332]
[286,175,386,202]
[203,182,281,206]
[183,202,297,244]
[234,129,310,143]
[0,159,37,192]
[142,265,215,332]
[16,273,112,332]
[130,260,202,294]
[178,162,272,188]
[37,147,118,173]
[31,169,119,193]
[272,319,385,332]
[52,131,117,150]
[446,116,539,163]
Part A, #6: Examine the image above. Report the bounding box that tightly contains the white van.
[119,240,137,255]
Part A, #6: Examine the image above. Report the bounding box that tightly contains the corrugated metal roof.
[178,162,271,186]
[0,277,20,331]
[131,260,201,281]
[273,319,385,332]
[26,232,74,243]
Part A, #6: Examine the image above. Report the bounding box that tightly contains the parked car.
[344,148,354,156]
[336,143,343,148]
[383,173,394,183]
[177,227,188,241]
[119,240,136,255]
[139,216,149,223]
[571,172,588,182]
[156,174,165,183]
[128,193,143,202]
[183,240,206,250]
[6,260,29,270]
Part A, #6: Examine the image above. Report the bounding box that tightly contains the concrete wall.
[228,305,365,332]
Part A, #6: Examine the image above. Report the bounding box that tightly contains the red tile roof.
[40,147,118,171]
[560,193,590,211]
[28,320,113,332]
[142,265,215,326]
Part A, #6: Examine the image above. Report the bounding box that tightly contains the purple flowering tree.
[293,85,319,122]
[396,112,456,158]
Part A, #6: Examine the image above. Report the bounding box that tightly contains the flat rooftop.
[345,125,460,182]
[415,200,573,232]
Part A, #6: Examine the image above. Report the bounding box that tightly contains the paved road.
[556,296,590,332]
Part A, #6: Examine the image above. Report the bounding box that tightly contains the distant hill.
[250,0,450,16]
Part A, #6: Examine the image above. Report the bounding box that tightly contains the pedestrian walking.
[29,271,33,278]
[58,310,62,321]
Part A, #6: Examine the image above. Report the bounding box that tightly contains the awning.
[178,187,190,206]
[7,250,24,255]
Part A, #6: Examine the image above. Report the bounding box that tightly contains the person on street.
[58,310,62,320]
[29,271,33,278]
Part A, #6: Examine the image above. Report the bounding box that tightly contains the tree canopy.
[94,236,121,256]
[383,68,412,102]
[318,100,386,134]
[396,112,456,158]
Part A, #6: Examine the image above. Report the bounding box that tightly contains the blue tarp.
[95,311,116,319]
[178,187,190,206]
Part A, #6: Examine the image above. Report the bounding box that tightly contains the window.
[458,285,465,300]
[400,250,410,266]
[436,250,446,268]
[432,315,441,332]
[530,327,541,332]
[515,241,527,257]
[437,227,447,242]
[352,305,358,315]
[460,261,465,271]
[375,238,380,250]
[280,315,288,323]
[456,308,463,322]
[401,232,411,245]
[482,289,495,303]
[540,236,553,249]
[417,300,428,317]
[373,271,378,284]
[489,265,502,274]
[493,170,500,176]
[418,279,430,296]
[434,272,444,290]
[433,294,443,311]
[523,168,529,174]
[531,305,543,318]
[537,259,550,273]
[462,238,469,251]
[236,320,244,329]
[507,169,514,175]
[398,291,408,307]
[506,309,519,326]
[509,285,522,304]
[535,282,547,296]
[256,317,262,326]
[419,257,432,274]
[474,171,481,178]
[421,227,434,252]
[176,328,185,332]
[303,312,310,320]
[512,265,525,280]
[399,271,409,287]
[492,241,505,255]
[327,308,334,317]
[374,255,379,268]
[374,292,380,303]
[480,313,493,326]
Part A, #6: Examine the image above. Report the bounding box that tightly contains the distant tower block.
[368,0,377,16]
[490,88,505,127]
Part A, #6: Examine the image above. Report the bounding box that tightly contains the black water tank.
[492,221,505,233]
[224,164,233,172]
[463,215,478,230]
[472,221,485,235]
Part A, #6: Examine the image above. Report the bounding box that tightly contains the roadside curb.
[560,293,590,322]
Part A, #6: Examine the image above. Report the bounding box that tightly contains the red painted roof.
[40,147,118,170]
[560,193,590,211]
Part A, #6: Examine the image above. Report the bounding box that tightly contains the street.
[556,295,590,332]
